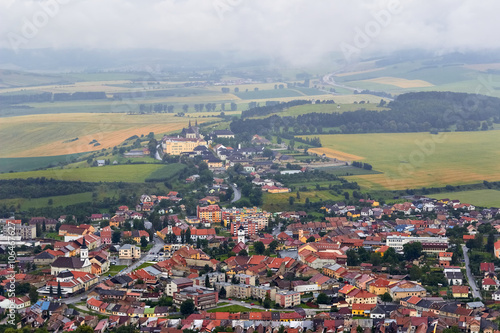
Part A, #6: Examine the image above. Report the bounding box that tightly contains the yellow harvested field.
[0,113,215,157]
[304,131,500,190]
[364,77,434,88]
[463,63,500,71]
[308,147,363,161]
[335,67,385,77]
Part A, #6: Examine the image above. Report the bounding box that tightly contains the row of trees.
[0,91,106,105]
[241,100,311,118]
[0,178,96,200]
[351,161,373,170]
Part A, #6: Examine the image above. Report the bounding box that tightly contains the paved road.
[121,236,165,275]
[230,184,241,203]
[272,222,283,237]
[462,244,482,300]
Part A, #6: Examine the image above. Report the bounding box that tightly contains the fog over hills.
[1,0,500,70]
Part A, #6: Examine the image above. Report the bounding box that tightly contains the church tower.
[237,225,245,244]
[80,236,89,260]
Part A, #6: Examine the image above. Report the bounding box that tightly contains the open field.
[303,131,500,190]
[145,164,187,182]
[0,164,165,182]
[0,153,86,173]
[308,147,363,161]
[0,113,214,158]
[429,190,500,208]
[0,192,94,210]
[364,77,434,88]
[262,190,343,211]
[336,67,386,77]
[253,102,387,118]
[316,165,383,176]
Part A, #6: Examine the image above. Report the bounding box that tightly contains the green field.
[278,103,387,117]
[207,305,264,313]
[429,189,500,208]
[262,190,343,211]
[145,163,187,182]
[317,165,382,176]
[304,131,500,190]
[0,153,87,173]
[0,164,165,182]
[0,192,94,210]
[235,89,304,99]
[334,60,500,98]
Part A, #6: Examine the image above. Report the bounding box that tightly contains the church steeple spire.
[80,236,88,261]
[188,120,192,128]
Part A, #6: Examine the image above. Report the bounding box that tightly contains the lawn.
[304,131,500,190]
[0,164,165,182]
[207,305,264,313]
[44,232,63,240]
[108,265,128,276]
[134,262,156,271]
[429,189,500,208]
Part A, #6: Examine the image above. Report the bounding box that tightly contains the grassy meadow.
[262,190,344,211]
[0,164,165,182]
[0,153,86,173]
[0,192,94,210]
[429,189,500,208]
[305,131,500,190]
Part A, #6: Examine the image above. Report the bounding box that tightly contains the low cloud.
[1,0,499,66]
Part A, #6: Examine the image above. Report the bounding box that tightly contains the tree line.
[0,91,106,105]
[351,161,373,170]
[0,178,96,200]
[241,100,312,118]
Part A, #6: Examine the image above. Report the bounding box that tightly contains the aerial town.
[1,122,500,333]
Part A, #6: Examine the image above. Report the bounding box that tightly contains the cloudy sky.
[1,0,498,65]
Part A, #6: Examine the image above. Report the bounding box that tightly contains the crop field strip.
[0,164,165,182]
[303,131,500,190]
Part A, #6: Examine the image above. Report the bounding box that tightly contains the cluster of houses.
[4,168,500,333]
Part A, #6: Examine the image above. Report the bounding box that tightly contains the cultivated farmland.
[304,131,500,190]
[0,113,216,158]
